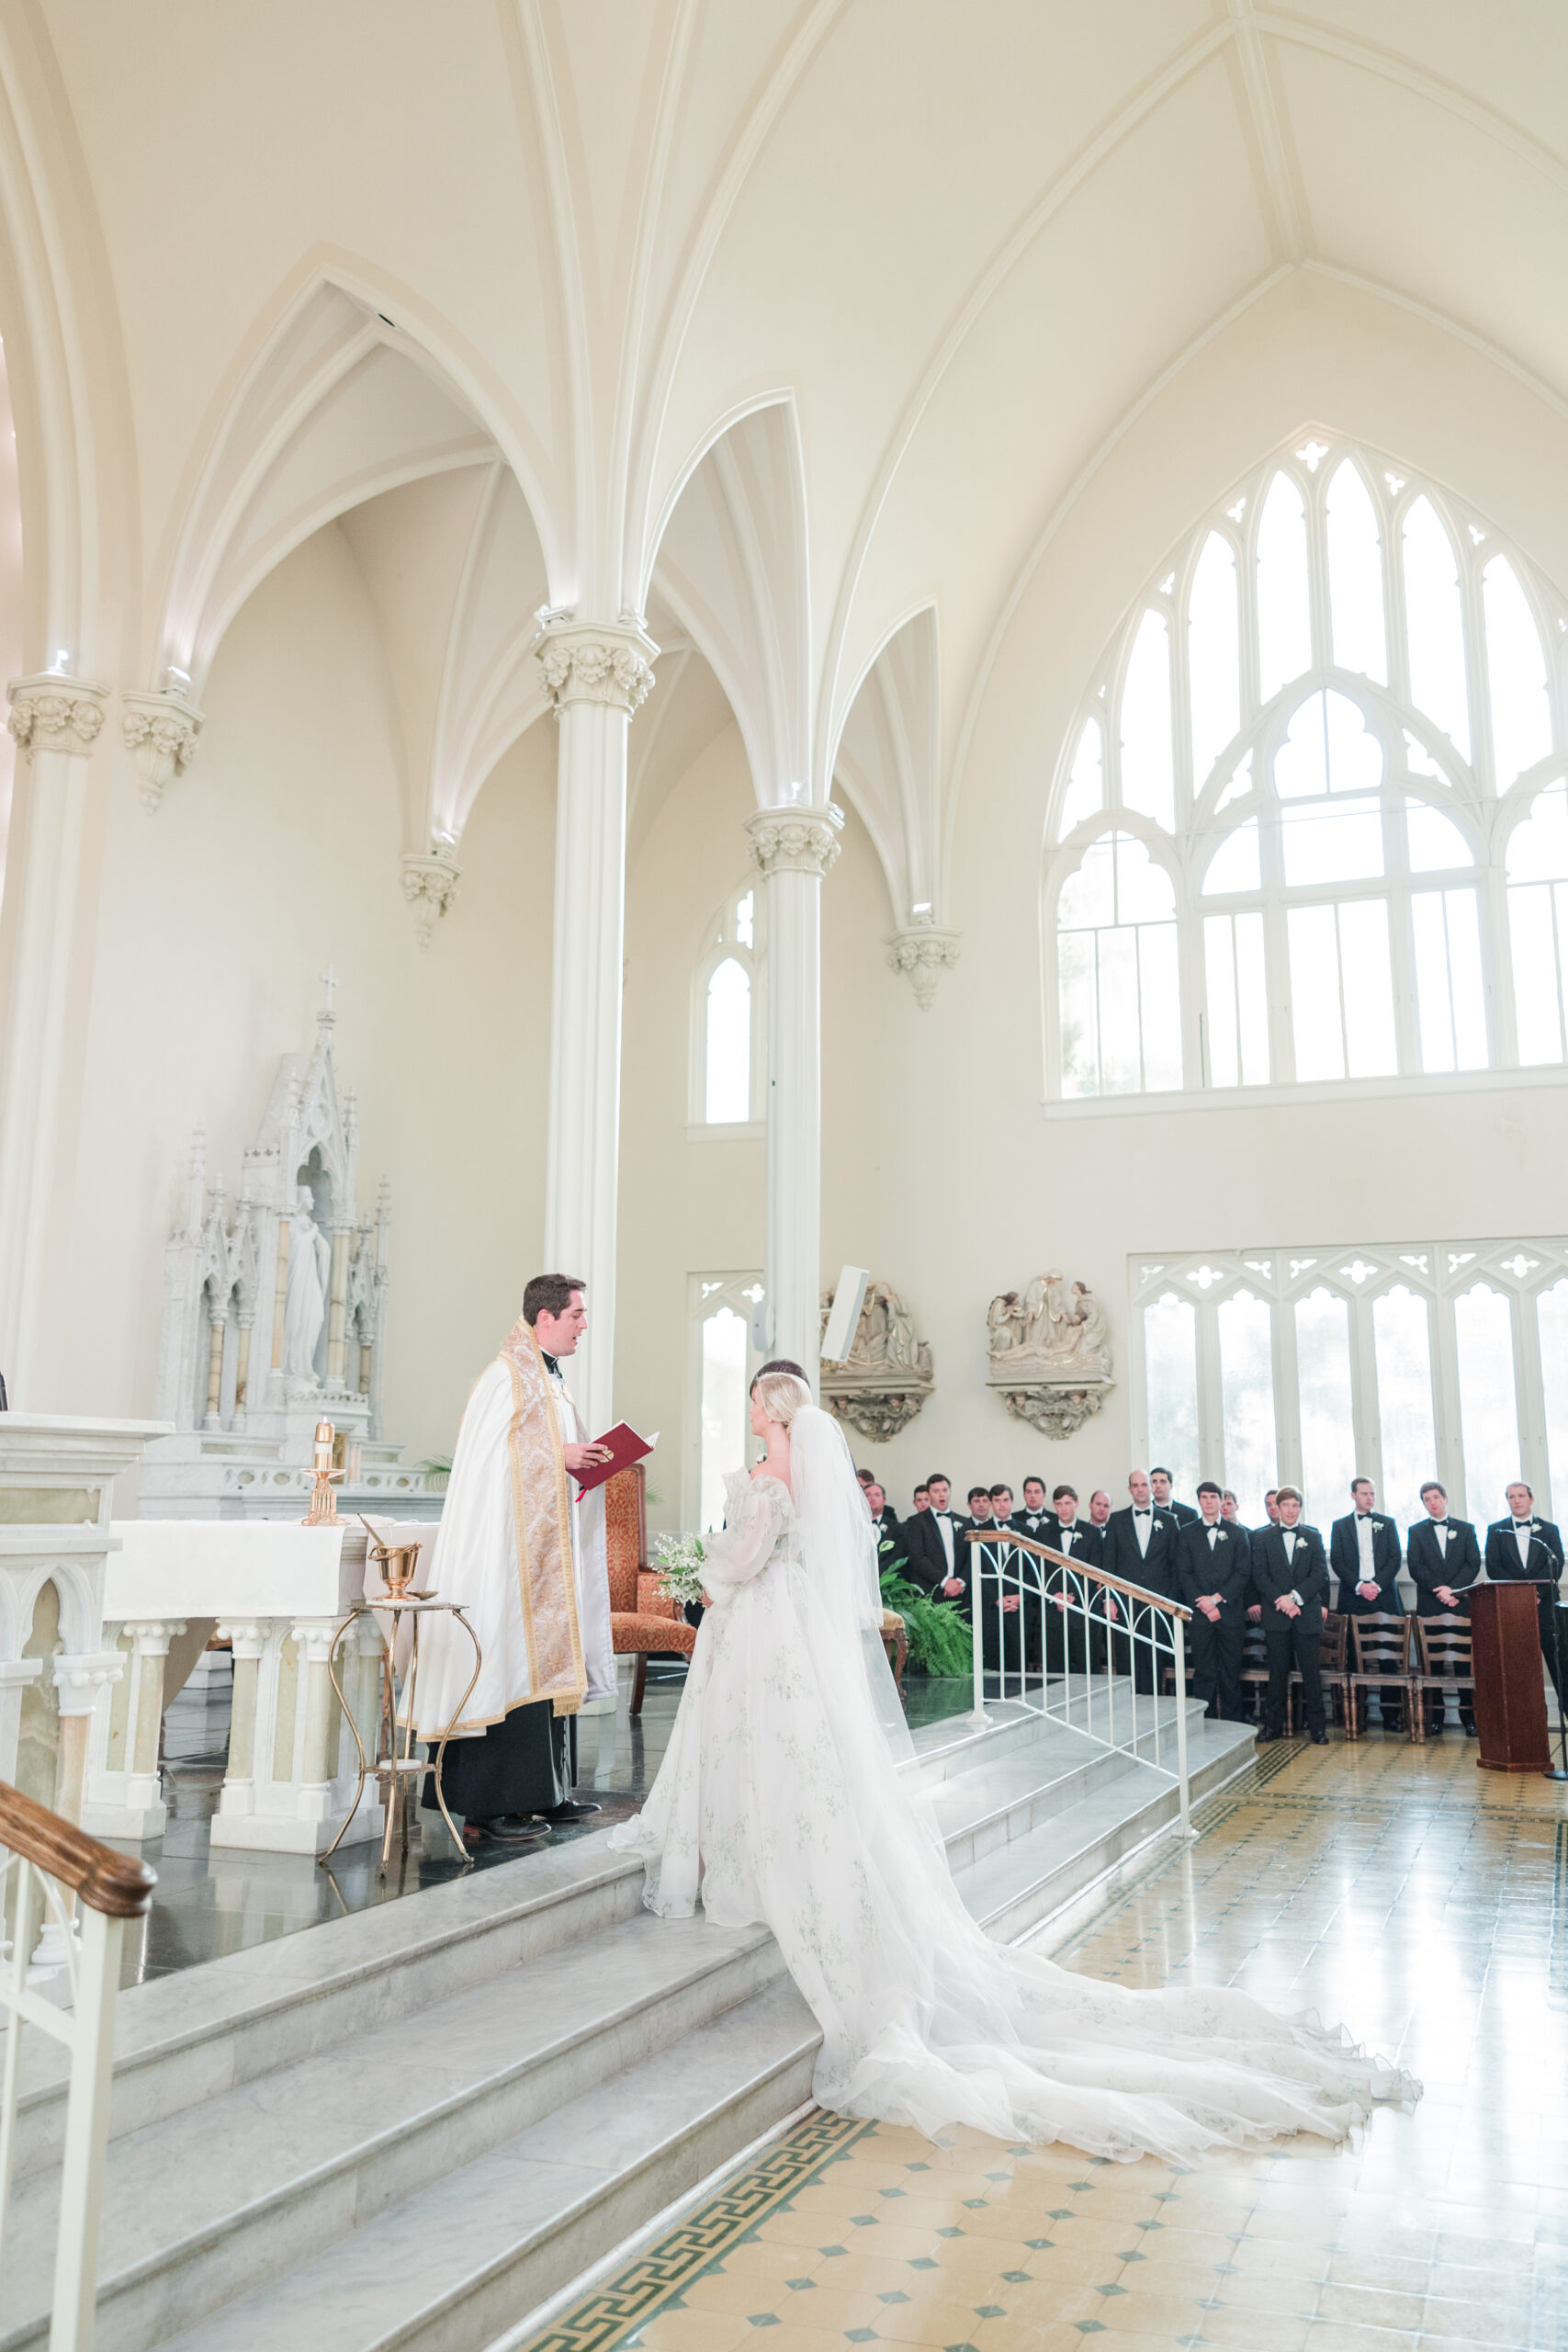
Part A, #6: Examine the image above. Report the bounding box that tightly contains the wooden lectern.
[1470,1582,1551,1773]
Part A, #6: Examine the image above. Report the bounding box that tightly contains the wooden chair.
[1346,1611,1415,1740]
[1410,1611,1473,1743]
[1288,1611,1351,1732]
[604,1466,696,1715]
[880,1611,908,1699]
[1239,1616,1269,1724]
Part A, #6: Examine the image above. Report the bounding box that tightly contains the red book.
[572,1422,654,1495]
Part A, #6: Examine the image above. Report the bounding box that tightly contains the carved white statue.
[818,1277,936,1440]
[282,1185,331,1384]
[986,1270,1114,1436]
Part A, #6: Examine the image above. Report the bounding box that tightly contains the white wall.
[60,522,557,1462]
[820,282,1568,1521]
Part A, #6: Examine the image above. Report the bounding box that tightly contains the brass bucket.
[360,1517,423,1597]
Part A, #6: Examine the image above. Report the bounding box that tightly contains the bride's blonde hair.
[750,1364,811,1427]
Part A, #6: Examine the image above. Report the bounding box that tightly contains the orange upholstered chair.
[604,1464,696,1714]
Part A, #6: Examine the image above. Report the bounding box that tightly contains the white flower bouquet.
[651,1531,707,1610]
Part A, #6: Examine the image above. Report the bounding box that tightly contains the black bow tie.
[1356,1513,1373,1521]
[1431,1521,1449,1530]
[1513,1521,1533,1531]
[1134,1508,1151,1518]
[541,1352,559,1377]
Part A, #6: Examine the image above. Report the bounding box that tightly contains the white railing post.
[50,1902,125,2351]
[971,1541,985,1722]
[0,1784,155,2352]
[1173,1611,1191,1838]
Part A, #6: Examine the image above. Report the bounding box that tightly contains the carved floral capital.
[400,847,462,947]
[535,621,658,714]
[6,674,109,760]
[122,690,205,813]
[887,914,961,1009]
[745,803,844,880]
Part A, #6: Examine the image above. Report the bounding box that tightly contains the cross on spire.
[320,962,338,1018]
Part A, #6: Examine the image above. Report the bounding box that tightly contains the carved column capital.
[745,803,844,880]
[121,689,205,813]
[400,846,462,947]
[887,913,961,1010]
[217,1620,267,1661]
[535,619,659,714]
[6,673,109,759]
[126,1618,186,1659]
[51,1650,125,1714]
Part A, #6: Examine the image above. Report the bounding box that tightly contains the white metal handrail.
[0,1781,155,2351]
[965,1531,1194,1836]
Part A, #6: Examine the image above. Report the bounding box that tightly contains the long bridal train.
[609,1388,1417,2163]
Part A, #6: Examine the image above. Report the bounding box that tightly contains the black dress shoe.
[462,1816,550,1849]
[1310,1731,1329,1746]
[1463,1723,1479,1738]
[537,1799,602,1822]
[1256,1728,1280,1745]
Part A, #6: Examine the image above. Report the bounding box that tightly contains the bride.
[608,1366,1416,2161]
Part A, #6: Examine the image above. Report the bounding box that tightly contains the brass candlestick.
[302,1417,344,1526]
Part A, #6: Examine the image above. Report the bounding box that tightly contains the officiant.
[414,1274,615,1849]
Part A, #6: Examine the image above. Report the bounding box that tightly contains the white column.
[744,807,843,1385]
[0,676,110,1401]
[535,621,658,1437]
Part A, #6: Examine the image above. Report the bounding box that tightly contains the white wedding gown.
[608,1412,1416,2162]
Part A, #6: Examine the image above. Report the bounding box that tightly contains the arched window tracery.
[1045,441,1568,1100]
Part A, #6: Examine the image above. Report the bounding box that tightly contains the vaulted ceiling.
[12,0,1568,917]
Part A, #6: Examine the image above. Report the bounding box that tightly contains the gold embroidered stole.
[496,1317,586,1717]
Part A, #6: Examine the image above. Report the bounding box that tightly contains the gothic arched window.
[691,882,766,1132]
[1046,441,1568,1101]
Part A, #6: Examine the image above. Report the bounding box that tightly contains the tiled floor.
[110,1666,982,1988]
[532,1735,1568,2352]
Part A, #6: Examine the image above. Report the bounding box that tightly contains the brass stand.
[321,1593,482,1873]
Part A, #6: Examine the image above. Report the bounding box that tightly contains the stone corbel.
[745,803,844,880]
[400,846,462,947]
[887,910,961,1009]
[121,689,205,813]
[6,673,109,760]
[535,618,658,715]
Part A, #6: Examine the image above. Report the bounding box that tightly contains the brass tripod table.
[321,1594,482,1873]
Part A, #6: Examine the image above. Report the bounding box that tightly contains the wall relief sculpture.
[818,1279,935,1442]
[986,1270,1113,1437]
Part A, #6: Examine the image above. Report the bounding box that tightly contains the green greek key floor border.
[523,2109,878,2352]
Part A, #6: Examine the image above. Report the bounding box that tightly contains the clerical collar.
[541,1351,560,1377]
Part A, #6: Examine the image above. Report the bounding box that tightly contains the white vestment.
[413,1352,615,1741]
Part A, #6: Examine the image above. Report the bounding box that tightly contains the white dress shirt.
[1134,1507,1153,1558]
[1356,1514,1376,1577]
[935,1511,955,1571]
[1515,1519,1535,1568]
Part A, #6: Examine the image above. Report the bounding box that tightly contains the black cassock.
[425,1700,576,1819]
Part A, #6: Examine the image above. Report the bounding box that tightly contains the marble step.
[4,1702,1255,2352]
[10,1698,1067,2178]
[144,1715,1258,2352]
[0,1910,795,2352]
[151,1976,823,2352]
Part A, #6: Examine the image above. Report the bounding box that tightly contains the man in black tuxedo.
[1102,1470,1180,1689]
[1013,1477,1052,1542]
[1330,1476,1405,1730]
[1407,1480,1479,1734]
[1149,1468,1198,1526]
[1251,1484,1330,1744]
[1036,1483,1102,1673]
[900,1473,969,1607]
[1173,1482,1248,1718]
[864,1480,900,1547]
[1483,1481,1566,1710]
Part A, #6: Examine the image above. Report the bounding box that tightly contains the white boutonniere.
[1217,1529,1228,1541]
[1152,1516,1165,1532]
[1530,1520,1541,1532]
